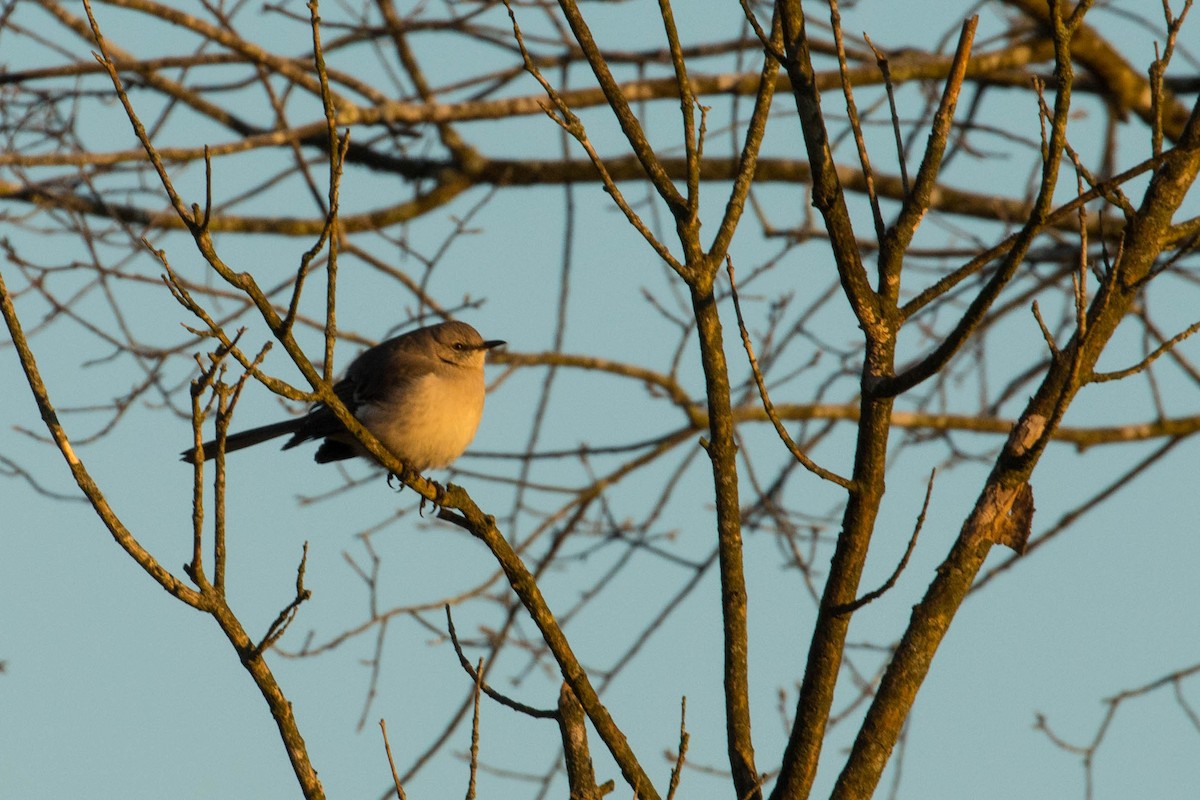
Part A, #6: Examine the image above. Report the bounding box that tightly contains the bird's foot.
[419,481,448,517]
[386,471,404,492]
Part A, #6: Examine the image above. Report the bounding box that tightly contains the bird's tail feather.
[180,418,303,463]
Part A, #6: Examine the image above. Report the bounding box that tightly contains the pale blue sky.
[3,2,1199,799]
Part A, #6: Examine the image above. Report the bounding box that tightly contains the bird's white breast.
[356,370,486,471]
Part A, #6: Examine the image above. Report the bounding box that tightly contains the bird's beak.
[482,339,506,350]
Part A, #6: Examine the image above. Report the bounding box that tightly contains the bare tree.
[2,1,1199,799]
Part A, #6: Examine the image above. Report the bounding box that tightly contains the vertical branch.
[769,6,900,799]
[558,683,602,800]
[210,381,232,592]
[465,658,484,800]
[527,7,774,796]
[306,0,344,380]
[770,375,894,800]
[184,351,219,589]
[691,35,787,788]
[690,284,761,800]
[1148,0,1194,158]
[205,342,269,596]
[665,698,689,800]
[656,0,699,221]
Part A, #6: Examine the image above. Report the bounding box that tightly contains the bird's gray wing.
[281,336,434,451]
[343,334,437,405]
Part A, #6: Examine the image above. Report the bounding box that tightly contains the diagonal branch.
[776,0,882,336]
[0,268,206,610]
[445,489,663,800]
[878,16,977,302]
[556,0,687,216]
[710,7,782,263]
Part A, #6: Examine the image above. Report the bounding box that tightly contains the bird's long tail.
[180,418,303,463]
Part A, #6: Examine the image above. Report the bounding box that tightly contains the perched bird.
[181,321,504,471]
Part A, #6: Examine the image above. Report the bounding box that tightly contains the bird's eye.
[453,342,467,351]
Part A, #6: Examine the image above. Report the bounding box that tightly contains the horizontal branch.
[1,152,1138,240]
[17,24,1186,140]
[748,404,1200,448]
[494,352,1200,449]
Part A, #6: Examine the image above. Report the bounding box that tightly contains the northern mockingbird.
[181,321,504,471]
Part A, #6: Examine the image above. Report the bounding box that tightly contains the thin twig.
[863,33,909,195]
[379,719,409,800]
[445,607,558,719]
[666,697,690,800]
[1030,301,1061,357]
[727,258,852,488]
[256,543,313,655]
[830,1,884,244]
[1090,317,1200,383]
[502,0,683,275]
[830,469,934,615]
[466,658,484,800]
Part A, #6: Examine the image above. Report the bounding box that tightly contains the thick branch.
[833,85,1200,800]
[692,285,761,800]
